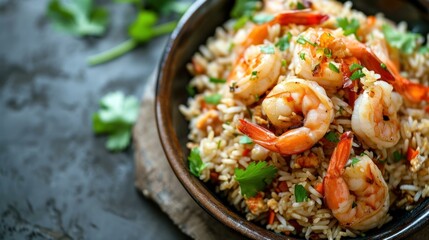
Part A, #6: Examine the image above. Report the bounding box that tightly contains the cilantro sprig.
[188,147,207,177]
[47,0,109,37]
[382,24,421,54]
[235,162,277,198]
[336,17,360,37]
[295,184,308,202]
[275,32,293,51]
[92,92,139,151]
[324,131,339,143]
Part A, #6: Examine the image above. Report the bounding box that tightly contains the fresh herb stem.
[87,39,138,66]
[151,21,178,36]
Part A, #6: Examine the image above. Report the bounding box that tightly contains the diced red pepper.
[268,210,275,225]
[210,171,219,182]
[277,181,288,193]
[407,147,419,162]
[242,148,251,157]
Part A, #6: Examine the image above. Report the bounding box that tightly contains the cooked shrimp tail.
[324,132,390,231]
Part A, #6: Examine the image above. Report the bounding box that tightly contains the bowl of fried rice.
[156,0,429,239]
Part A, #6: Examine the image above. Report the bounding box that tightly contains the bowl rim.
[155,0,429,239]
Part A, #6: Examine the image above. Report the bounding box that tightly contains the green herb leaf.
[324,131,339,143]
[251,70,258,78]
[239,135,254,144]
[297,36,317,46]
[281,59,287,67]
[260,45,275,54]
[329,62,340,73]
[92,92,139,151]
[235,162,278,198]
[349,63,363,72]
[252,14,274,24]
[419,46,429,54]
[186,84,196,97]
[231,0,260,19]
[336,17,360,37]
[296,2,305,10]
[299,52,306,60]
[47,0,109,37]
[209,77,227,84]
[351,157,360,167]
[188,147,206,177]
[393,150,405,162]
[128,11,177,42]
[234,16,249,30]
[380,62,387,70]
[382,24,421,54]
[275,32,292,51]
[324,48,332,58]
[295,184,308,202]
[350,69,365,81]
[204,93,222,104]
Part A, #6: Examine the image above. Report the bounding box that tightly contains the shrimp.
[351,81,402,149]
[291,28,344,90]
[237,77,334,155]
[241,10,329,50]
[324,132,389,231]
[229,44,282,105]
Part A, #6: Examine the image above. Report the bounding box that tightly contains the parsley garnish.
[419,46,429,54]
[297,36,317,47]
[239,135,254,144]
[299,52,306,60]
[275,32,293,51]
[329,62,340,73]
[92,92,139,151]
[188,147,206,177]
[382,24,421,54]
[47,0,109,37]
[336,17,360,37]
[324,131,339,143]
[235,162,278,198]
[349,63,363,72]
[393,150,405,162]
[296,2,306,10]
[251,70,258,79]
[186,84,196,97]
[231,0,260,19]
[260,45,275,54]
[209,77,227,84]
[204,93,222,105]
[295,184,308,202]
[252,14,274,24]
[350,69,365,81]
[351,157,360,167]
[233,16,249,30]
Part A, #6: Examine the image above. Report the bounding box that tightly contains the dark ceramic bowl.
[155,0,429,239]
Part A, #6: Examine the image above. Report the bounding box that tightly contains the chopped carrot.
[242,148,251,157]
[277,181,288,193]
[407,147,419,162]
[315,182,324,195]
[268,210,275,225]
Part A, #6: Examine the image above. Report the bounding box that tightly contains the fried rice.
[179,0,429,239]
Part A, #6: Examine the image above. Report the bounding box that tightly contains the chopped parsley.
[296,2,306,10]
[186,84,196,97]
[235,161,278,198]
[393,150,405,162]
[233,16,249,30]
[297,36,317,47]
[281,59,287,67]
[188,147,206,177]
[204,93,222,104]
[260,45,275,54]
[336,17,360,37]
[351,157,360,167]
[295,184,308,202]
[324,48,332,58]
[251,70,258,79]
[382,24,421,54]
[275,32,293,51]
[239,135,254,144]
[231,0,260,19]
[324,131,339,143]
[299,52,306,60]
[350,69,365,81]
[328,62,340,73]
[209,77,227,84]
[349,63,363,72]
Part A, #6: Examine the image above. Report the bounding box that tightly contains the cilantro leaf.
[324,131,339,143]
[47,0,108,37]
[235,162,278,198]
[239,135,253,144]
[393,150,405,162]
[294,184,308,202]
[260,45,275,54]
[204,93,222,104]
[92,92,139,151]
[252,14,274,24]
[349,63,363,72]
[336,17,360,37]
[275,32,292,51]
[350,69,365,81]
[382,24,421,54]
[188,147,206,177]
[351,157,360,167]
[233,16,249,30]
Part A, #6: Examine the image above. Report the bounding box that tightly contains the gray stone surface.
[0,1,189,239]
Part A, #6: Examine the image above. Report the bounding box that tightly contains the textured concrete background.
[0,1,189,239]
